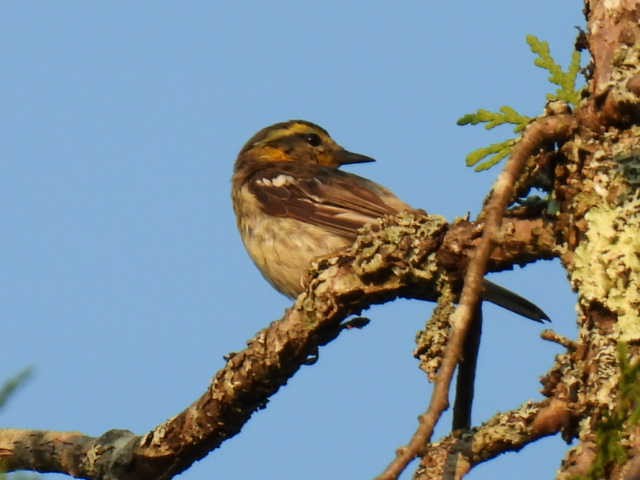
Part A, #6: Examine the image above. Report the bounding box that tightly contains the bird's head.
[235,120,374,172]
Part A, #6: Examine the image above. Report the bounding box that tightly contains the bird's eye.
[305,133,322,147]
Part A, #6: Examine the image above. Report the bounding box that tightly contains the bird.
[232,120,548,322]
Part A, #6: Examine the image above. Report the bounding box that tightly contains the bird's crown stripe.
[256,123,322,145]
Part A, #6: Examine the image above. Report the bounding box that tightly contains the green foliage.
[526,34,582,107]
[458,34,582,171]
[457,106,531,133]
[456,106,528,171]
[0,367,33,411]
[578,344,640,480]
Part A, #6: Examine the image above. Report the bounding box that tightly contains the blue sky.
[2,2,582,479]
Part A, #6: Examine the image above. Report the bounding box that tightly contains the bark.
[4,1,640,479]
[551,2,640,479]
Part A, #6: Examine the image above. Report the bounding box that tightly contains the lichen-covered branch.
[0,429,137,478]
[540,3,640,478]
[0,213,555,480]
[414,399,573,480]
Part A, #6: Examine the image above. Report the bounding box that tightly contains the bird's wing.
[248,167,411,239]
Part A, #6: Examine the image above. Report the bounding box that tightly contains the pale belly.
[238,213,349,297]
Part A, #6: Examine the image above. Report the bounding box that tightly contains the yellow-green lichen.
[571,197,640,342]
[414,280,456,380]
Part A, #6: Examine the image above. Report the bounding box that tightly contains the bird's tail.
[482,280,549,323]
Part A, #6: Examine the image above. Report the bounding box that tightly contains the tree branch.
[414,399,572,480]
[0,214,555,479]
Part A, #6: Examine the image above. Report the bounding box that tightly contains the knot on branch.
[85,429,138,479]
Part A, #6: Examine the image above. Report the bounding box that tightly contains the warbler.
[232,120,548,322]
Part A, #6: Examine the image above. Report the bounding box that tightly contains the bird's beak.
[336,149,376,165]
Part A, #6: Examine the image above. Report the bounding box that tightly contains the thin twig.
[541,329,578,350]
[375,113,577,480]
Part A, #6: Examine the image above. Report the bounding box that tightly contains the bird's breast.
[233,184,349,297]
